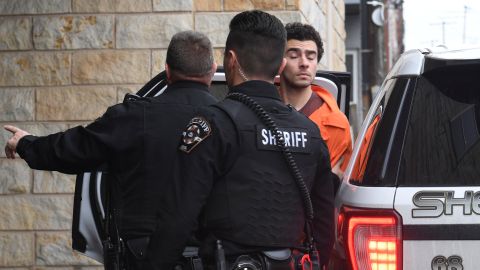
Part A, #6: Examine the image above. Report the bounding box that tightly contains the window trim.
[346,50,359,106]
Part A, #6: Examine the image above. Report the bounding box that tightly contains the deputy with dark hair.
[148,11,335,270]
[4,31,218,270]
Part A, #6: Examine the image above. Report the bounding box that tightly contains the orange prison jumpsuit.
[305,85,352,171]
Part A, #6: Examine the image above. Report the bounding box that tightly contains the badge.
[179,116,212,153]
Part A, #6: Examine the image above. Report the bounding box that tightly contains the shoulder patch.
[179,116,212,153]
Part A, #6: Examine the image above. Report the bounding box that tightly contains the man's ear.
[211,62,218,74]
[277,57,287,75]
[165,63,171,82]
[224,50,237,69]
[206,62,218,86]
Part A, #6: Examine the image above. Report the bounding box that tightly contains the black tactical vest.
[201,97,322,248]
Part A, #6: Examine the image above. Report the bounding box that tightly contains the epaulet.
[123,93,145,103]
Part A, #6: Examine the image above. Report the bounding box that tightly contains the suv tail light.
[338,206,402,270]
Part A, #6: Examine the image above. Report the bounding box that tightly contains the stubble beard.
[285,75,312,92]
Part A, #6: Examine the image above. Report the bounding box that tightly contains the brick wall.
[0,0,345,269]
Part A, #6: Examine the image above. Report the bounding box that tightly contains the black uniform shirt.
[148,80,334,269]
[16,81,218,239]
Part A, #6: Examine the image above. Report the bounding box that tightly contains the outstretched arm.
[3,102,142,174]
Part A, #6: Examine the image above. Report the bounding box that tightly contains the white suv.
[330,47,480,270]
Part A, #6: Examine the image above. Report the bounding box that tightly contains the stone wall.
[0,0,345,269]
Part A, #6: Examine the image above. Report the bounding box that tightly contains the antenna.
[463,5,471,44]
[430,20,455,45]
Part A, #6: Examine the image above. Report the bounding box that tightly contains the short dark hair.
[166,30,214,77]
[285,22,324,62]
[225,10,286,79]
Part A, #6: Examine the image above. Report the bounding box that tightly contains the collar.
[299,91,323,117]
[229,80,282,101]
[311,84,337,109]
[164,80,209,93]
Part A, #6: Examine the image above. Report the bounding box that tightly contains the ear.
[165,63,171,81]
[224,50,236,69]
[277,57,287,75]
[206,62,218,86]
[211,62,218,74]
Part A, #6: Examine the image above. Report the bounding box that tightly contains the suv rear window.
[398,64,480,186]
[350,78,410,186]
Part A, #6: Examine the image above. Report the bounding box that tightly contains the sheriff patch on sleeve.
[179,116,212,153]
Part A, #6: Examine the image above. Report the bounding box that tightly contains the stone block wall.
[0,0,345,269]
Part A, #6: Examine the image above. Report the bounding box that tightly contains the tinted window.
[349,109,381,183]
[350,78,410,185]
[398,64,480,186]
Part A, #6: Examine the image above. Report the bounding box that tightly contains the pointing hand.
[4,125,30,159]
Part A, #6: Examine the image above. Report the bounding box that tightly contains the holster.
[224,249,320,270]
[121,237,149,270]
[126,237,149,260]
[261,250,295,270]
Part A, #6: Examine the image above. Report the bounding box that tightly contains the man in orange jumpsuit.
[279,22,352,178]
